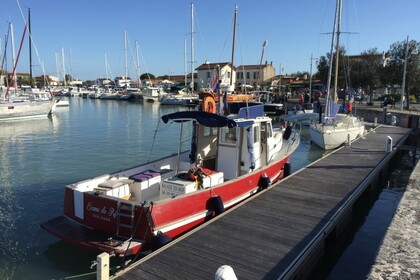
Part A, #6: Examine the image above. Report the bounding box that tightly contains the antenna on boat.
[190,2,195,94]
[229,5,237,87]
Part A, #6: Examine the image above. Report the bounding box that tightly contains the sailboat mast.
[190,3,195,93]
[325,0,339,118]
[135,40,141,86]
[9,22,17,91]
[184,34,187,89]
[55,52,59,84]
[62,47,66,86]
[230,5,237,86]
[104,53,109,80]
[28,7,33,86]
[333,0,342,102]
[124,30,128,86]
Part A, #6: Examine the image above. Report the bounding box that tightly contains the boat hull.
[42,152,292,256]
[0,101,54,121]
[309,115,365,150]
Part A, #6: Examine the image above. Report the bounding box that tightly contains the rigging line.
[317,0,334,59]
[193,5,208,65]
[217,10,235,64]
[16,0,47,83]
[126,34,140,78]
[1,26,10,73]
[237,24,248,92]
[6,24,26,99]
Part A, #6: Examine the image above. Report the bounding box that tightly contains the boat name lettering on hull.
[86,202,115,221]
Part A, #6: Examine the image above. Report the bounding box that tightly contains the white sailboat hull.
[309,114,365,150]
[0,101,55,121]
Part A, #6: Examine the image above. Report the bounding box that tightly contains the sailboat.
[309,0,365,150]
[0,16,56,121]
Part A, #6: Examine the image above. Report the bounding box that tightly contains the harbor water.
[0,97,405,279]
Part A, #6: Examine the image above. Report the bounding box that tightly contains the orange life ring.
[202,96,216,113]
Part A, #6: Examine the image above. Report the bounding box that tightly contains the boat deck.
[113,125,411,279]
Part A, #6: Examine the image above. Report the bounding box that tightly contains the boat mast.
[6,23,27,98]
[28,7,33,87]
[190,3,195,93]
[333,0,342,103]
[105,53,109,80]
[62,47,66,87]
[184,34,187,90]
[10,22,17,92]
[135,40,141,86]
[230,5,237,87]
[55,51,60,84]
[325,0,339,118]
[124,30,128,87]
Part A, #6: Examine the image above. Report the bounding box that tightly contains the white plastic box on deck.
[94,178,131,198]
[128,170,164,200]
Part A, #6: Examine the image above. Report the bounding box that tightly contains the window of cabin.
[203,127,218,137]
[253,126,259,143]
[220,127,237,144]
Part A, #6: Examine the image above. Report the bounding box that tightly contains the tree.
[316,46,347,90]
[347,48,383,93]
[65,74,73,84]
[381,39,420,105]
[316,56,329,84]
[140,73,155,80]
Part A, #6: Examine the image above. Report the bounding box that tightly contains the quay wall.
[367,160,420,280]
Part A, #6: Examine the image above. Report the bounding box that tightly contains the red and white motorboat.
[41,99,300,261]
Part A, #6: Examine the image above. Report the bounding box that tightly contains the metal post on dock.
[97,252,109,280]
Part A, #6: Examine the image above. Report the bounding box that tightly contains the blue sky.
[1,0,419,81]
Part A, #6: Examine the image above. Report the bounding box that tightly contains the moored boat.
[41,96,300,261]
[308,0,365,150]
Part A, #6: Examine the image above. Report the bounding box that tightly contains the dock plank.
[115,125,411,280]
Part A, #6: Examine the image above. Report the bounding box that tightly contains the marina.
[0,97,319,279]
[0,0,419,279]
[0,96,417,279]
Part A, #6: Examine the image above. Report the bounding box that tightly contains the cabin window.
[206,71,210,79]
[203,127,218,137]
[266,123,273,138]
[220,127,237,144]
[253,126,259,143]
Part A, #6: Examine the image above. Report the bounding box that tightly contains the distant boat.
[0,21,56,121]
[1,91,56,121]
[159,89,199,106]
[99,92,120,100]
[41,96,301,261]
[142,86,167,103]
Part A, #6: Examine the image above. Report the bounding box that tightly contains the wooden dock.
[113,125,411,280]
